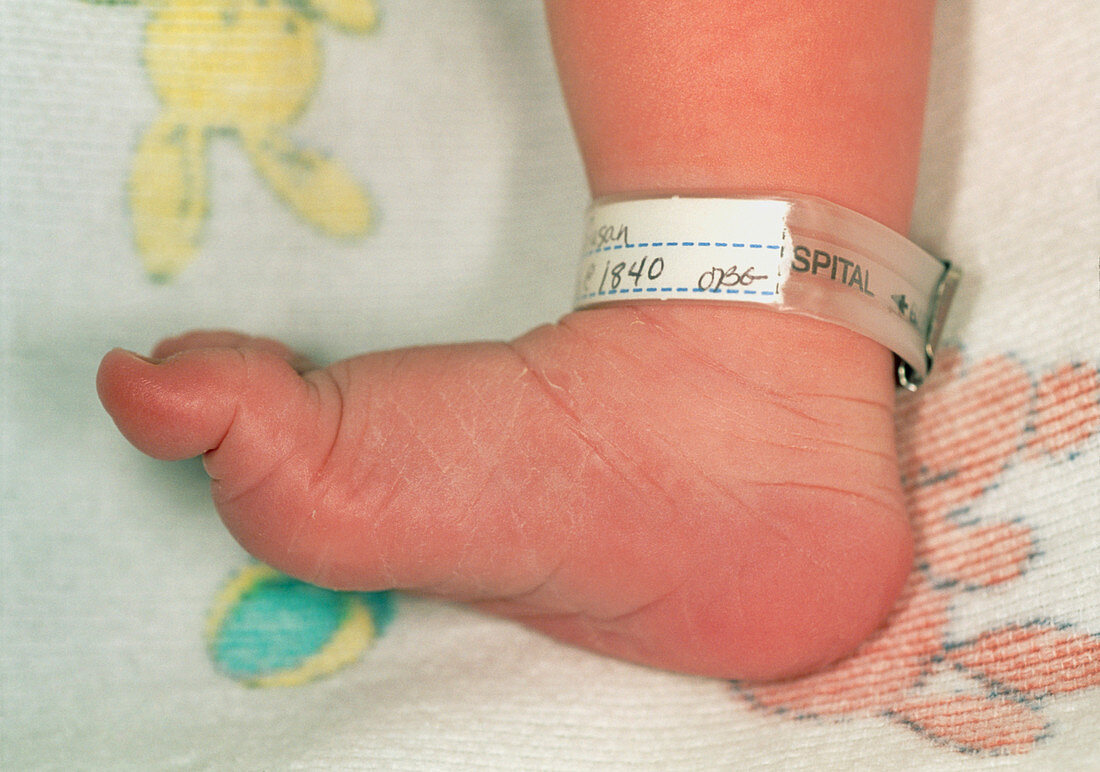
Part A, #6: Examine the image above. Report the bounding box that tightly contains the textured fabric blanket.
[3,1,1098,767]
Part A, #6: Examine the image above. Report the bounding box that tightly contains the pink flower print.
[1028,361,1100,459]
[735,348,1100,755]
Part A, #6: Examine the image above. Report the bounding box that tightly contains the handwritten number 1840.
[597,256,665,293]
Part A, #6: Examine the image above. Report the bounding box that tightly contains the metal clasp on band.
[896,260,962,391]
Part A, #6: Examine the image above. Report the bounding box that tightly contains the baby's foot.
[97,304,909,680]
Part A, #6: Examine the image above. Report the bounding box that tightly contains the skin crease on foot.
[96,1,933,681]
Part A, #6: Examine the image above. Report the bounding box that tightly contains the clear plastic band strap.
[572,195,960,390]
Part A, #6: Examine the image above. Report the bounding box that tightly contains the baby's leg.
[98,0,934,680]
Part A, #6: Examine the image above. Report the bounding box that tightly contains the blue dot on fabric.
[215,578,347,677]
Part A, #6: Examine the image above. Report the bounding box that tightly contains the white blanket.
[3,1,1098,767]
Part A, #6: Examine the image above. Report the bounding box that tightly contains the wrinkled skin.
[97,303,910,680]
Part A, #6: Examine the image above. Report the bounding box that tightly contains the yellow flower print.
[88,0,377,279]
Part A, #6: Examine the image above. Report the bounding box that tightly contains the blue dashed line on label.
[587,241,782,257]
[579,287,779,301]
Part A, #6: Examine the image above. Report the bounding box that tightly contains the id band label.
[572,195,959,389]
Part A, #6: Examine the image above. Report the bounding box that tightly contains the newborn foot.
[97,304,910,680]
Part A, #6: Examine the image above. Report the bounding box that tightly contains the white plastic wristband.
[572,194,960,390]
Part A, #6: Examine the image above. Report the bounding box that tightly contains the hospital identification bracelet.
[572,195,960,390]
